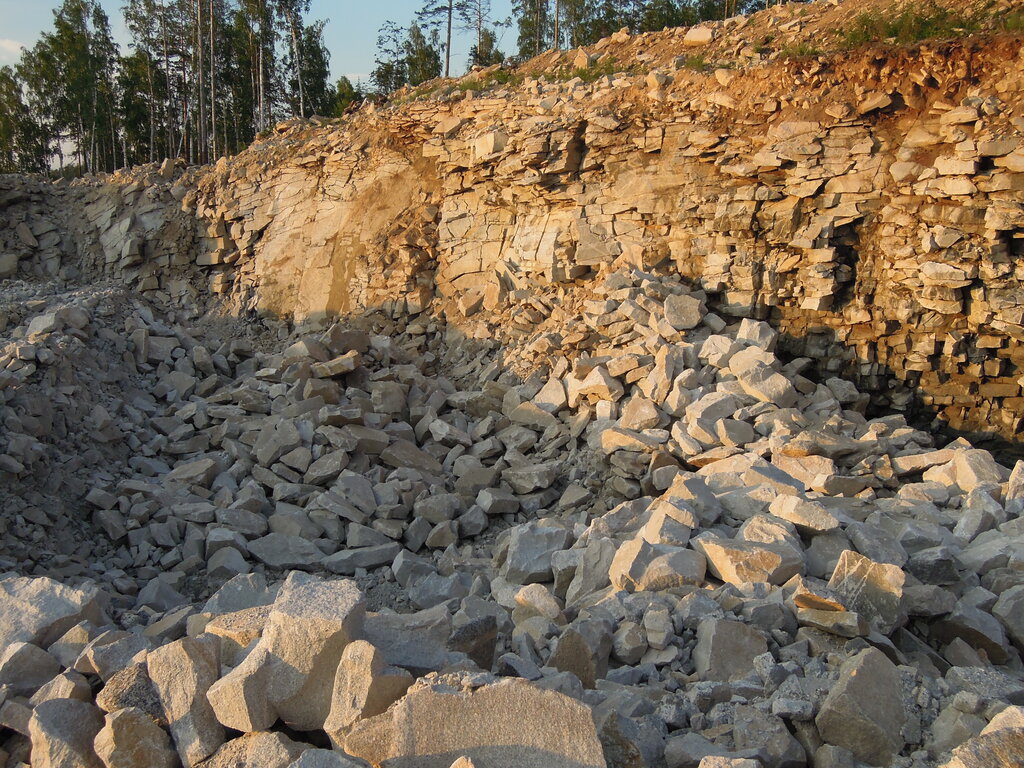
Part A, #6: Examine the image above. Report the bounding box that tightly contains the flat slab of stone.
[828,549,905,634]
[344,677,606,768]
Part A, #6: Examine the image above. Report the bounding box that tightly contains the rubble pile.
[2,261,1024,767]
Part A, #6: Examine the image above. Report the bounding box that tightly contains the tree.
[513,0,550,58]
[459,0,507,68]
[292,20,334,115]
[371,21,407,95]
[468,28,504,67]
[275,0,310,117]
[0,66,49,173]
[405,23,442,86]
[333,75,364,114]
[17,0,122,173]
[416,0,454,78]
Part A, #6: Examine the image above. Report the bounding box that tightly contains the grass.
[843,4,980,46]
[682,54,710,71]
[999,10,1024,32]
[779,43,822,59]
[455,67,525,93]
[551,55,632,84]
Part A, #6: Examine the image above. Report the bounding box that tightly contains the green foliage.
[0,0,337,175]
[372,21,443,95]
[999,10,1024,32]
[468,27,505,68]
[406,23,443,85]
[512,0,763,59]
[682,53,709,70]
[333,76,365,114]
[843,4,980,46]
[779,43,821,58]
[456,67,524,92]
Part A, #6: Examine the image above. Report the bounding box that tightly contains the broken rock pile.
[3,262,1024,767]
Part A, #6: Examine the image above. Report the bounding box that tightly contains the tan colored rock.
[206,644,276,732]
[693,618,767,682]
[324,640,414,746]
[816,648,906,765]
[147,635,224,768]
[204,732,306,768]
[29,698,105,768]
[692,534,801,585]
[0,576,104,649]
[684,26,714,46]
[345,677,606,768]
[828,550,905,634]
[242,572,365,731]
[94,707,177,768]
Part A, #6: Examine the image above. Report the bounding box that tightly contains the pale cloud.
[0,39,24,66]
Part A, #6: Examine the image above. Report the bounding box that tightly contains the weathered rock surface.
[344,677,606,768]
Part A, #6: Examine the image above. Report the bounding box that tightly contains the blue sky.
[0,0,516,85]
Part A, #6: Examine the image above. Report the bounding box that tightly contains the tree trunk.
[196,0,207,163]
[159,0,174,156]
[444,0,452,78]
[146,52,156,162]
[209,0,216,158]
[287,10,304,117]
[553,0,559,50]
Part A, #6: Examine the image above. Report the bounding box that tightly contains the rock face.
[344,677,606,768]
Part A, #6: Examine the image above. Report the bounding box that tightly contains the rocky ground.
[3,255,1024,768]
[3,0,1024,765]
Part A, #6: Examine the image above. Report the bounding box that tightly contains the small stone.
[324,640,414,746]
[0,641,61,695]
[664,294,705,330]
[345,677,605,767]
[203,732,306,768]
[0,576,104,649]
[147,635,224,767]
[828,549,905,634]
[502,522,571,584]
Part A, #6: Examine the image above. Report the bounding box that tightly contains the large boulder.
[0,576,105,649]
[212,572,365,732]
[93,707,178,768]
[344,677,606,768]
[29,698,105,768]
[147,635,225,768]
[816,648,906,764]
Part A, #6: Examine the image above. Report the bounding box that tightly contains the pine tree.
[416,0,455,78]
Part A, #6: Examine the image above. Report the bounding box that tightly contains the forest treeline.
[0,0,776,177]
[0,0,352,176]
[371,0,769,94]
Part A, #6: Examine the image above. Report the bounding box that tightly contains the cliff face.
[2,10,1024,439]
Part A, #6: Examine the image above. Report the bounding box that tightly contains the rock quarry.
[2,0,1024,766]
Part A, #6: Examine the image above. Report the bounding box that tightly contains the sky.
[0,0,516,85]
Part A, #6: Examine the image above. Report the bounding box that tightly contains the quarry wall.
[2,27,1024,439]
